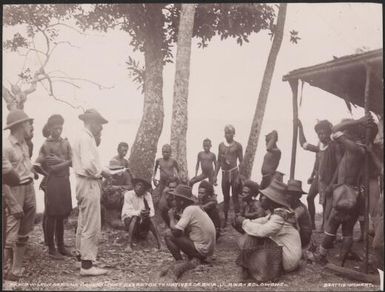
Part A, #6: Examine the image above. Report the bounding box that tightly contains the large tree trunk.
[128,4,165,182]
[170,4,196,180]
[240,3,287,179]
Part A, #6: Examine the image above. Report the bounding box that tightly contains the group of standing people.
[2,106,383,283]
[298,115,383,269]
[3,108,114,279]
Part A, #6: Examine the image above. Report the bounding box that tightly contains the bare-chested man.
[298,119,342,232]
[214,125,243,226]
[316,115,378,266]
[260,130,281,190]
[189,139,217,187]
[152,144,180,207]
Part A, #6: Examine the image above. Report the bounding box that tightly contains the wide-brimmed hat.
[78,109,108,124]
[132,177,152,191]
[273,171,285,182]
[169,185,195,203]
[240,180,259,199]
[4,110,33,130]
[259,179,290,209]
[287,179,307,195]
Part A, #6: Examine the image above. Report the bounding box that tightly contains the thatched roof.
[283,49,383,115]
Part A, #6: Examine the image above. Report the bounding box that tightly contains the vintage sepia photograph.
[2,2,383,291]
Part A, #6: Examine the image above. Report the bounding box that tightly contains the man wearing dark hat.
[165,185,216,262]
[3,109,36,280]
[121,177,161,252]
[260,130,281,190]
[72,109,112,276]
[287,179,312,247]
[214,124,243,227]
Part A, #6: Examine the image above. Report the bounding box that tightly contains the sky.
[2,3,383,212]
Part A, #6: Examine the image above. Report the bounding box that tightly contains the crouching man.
[164,185,216,263]
[121,178,161,252]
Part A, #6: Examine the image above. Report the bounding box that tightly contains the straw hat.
[78,109,108,124]
[4,110,33,130]
[259,179,290,209]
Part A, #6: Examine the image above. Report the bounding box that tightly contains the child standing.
[152,144,180,207]
[189,139,217,187]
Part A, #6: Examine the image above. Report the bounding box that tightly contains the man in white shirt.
[121,178,161,252]
[72,109,111,276]
[165,185,216,262]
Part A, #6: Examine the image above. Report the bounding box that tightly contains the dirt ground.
[2,210,381,291]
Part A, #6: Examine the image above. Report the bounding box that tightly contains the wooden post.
[363,64,372,274]
[289,79,299,180]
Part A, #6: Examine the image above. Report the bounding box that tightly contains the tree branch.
[48,22,88,35]
[52,41,80,49]
[39,75,85,111]
[51,79,81,89]
[51,76,114,90]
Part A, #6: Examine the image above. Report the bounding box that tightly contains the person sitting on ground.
[101,159,133,228]
[112,142,130,168]
[260,130,281,190]
[152,144,180,207]
[121,178,161,252]
[158,177,179,227]
[189,139,217,187]
[164,185,216,263]
[197,181,221,239]
[298,119,342,233]
[234,179,302,282]
[287,179,312,248]
[314,115,378,266]
[233,180,265,234]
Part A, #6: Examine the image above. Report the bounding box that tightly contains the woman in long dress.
[36,115,72,259]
